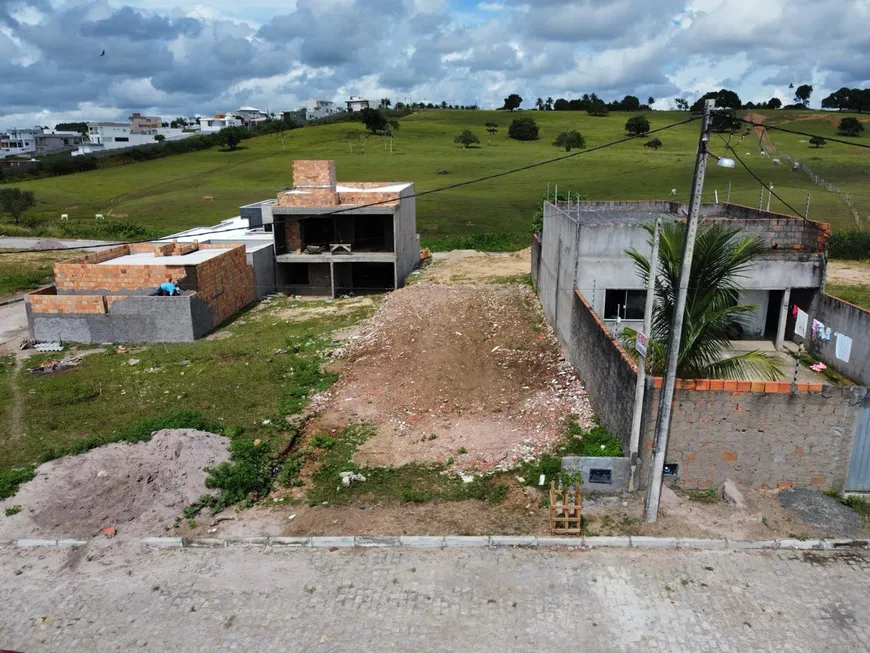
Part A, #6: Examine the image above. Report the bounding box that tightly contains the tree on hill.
[619,95,641,111]
[587,99,608,116]
[454,129,480,148]
[809,136,826,148]
[625,115,651,136]
[645,137,662,149]
[217,126,245,151]
[691,89,741,111]
[359,107,388,133]
[485,122,499,143]
[379,98,392,109]
[502,94,523,111]
[674,98,689,111]
[766,98,782,109]
[508,116,539,140]
[647,96,655,106]
[838,117,865,136]
[554,98,570,111]
[621,221,782,380]
[794,84,813,106]
[545,97,554,111]
[553,130,585,151]
[535,97,544,110]
[0,188,36,225]
[710,109,741,133]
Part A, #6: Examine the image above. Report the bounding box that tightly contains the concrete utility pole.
[628,217,661,491]
[805,193,811,221]
[643,99,714,523]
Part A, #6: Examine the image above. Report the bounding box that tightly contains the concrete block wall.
[639,383,868,491]
[566,291,638,452]
[393,184,418,286]
[806,293,870,386]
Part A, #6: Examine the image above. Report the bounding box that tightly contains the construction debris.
[340,471,366,487]
[27,356,81,374]
[34,342,63,352]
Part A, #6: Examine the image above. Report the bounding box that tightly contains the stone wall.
[806,293,870,386]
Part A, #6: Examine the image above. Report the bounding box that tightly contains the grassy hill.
[4,109,869,249]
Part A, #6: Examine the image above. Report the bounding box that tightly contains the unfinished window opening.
[302,218,333,247]
[353,214,393,252]
[662,463,679,478]
[604,289,645,320]
[286,263,310,285]
[334,262,395,296]
[589,469,612,484]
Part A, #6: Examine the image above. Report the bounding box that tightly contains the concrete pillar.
[775,288,791,350]
[329,261,335,299]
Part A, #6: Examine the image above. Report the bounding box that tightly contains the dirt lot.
[309,282,592,473]
[827,259,870,286]
[421,248,531,285]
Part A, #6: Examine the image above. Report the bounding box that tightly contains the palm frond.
[700,351,784,381]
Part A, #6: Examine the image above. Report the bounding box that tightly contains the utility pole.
[766,184,773,212]
[726,182,732,203]
[628,217,661,491]
[805,193,811,221]
[644,99,714,523]
[758,187,764,210]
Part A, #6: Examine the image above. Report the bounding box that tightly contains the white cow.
[60,214,69,221]
[670,188,677,196]
[95,213,104,220]
[761,151,768,157]
[772,158,781,165]
[745,152,751,156]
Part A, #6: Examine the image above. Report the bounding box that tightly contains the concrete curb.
[7,536,868,551]
[0,296,24,307]
[130,536,870,551]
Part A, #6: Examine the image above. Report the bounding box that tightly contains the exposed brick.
[722,452,737,462]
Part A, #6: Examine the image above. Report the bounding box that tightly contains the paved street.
[1,545,869,652]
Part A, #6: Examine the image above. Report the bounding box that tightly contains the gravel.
[779,488,864,537]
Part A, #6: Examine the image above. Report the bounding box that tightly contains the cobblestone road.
[2,544,869,652]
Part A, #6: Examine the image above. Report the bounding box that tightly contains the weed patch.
[306,423,510,506]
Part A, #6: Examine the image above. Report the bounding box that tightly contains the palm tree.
[535,97,544,111]
[621,221,783,380]
[545,96,554,111]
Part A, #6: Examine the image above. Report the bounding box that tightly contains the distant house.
[34,130,85,156]
[0,127,41,158]
[129,112,161,133]
[282,109,307,124]
[72,122,191,156]
[305,99,340,120]
[346,96,370,112]
[199,114,243,134]
[236,107,269,126]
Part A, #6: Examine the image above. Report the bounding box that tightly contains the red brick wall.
[276,189,339,207]
[194,244,255,326]
[28,294,105,314]
[285,220,302,251]
[292,160,336,188]
[54,262,188,292]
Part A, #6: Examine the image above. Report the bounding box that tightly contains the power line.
[719,135,808,219]
[0,116,700,256]
[737,117,870,151]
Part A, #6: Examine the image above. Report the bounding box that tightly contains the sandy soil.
[423,248,531,284]
[0,429,229,540]
[309,283,593,474]
[827,259,870,286]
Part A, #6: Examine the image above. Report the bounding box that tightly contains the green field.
[3,109,869,248]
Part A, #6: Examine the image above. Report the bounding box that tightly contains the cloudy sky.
[1,0,868,127]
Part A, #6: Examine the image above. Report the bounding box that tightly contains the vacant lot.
[3,109,867,246]
[0,248,83,299]
[827,259,870,309]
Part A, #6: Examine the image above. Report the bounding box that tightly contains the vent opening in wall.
[663,463,679,478]
[589,469,612,484]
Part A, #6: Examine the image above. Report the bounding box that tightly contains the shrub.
[828,230,870,260]
[454,129,481,148]
[645,138,663,150]
[809,136,826,148]
[553,130,585,151]
[508,117,539,141]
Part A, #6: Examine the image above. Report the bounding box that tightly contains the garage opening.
[334,262,395,296]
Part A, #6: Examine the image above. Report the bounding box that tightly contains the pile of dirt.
[780,488,864,537]
[0,429,229,540]
[312,283,593,473]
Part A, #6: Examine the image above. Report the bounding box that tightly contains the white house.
[199,115,243,134]
[236,107,269,125]
[305,99,340,120]
[346,96,370,112]
[0,127,41,158]
[71,122,191,156]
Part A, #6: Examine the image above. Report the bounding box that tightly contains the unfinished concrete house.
[239,160,418,297]
[533,200,870,493]
[26,241,255,343]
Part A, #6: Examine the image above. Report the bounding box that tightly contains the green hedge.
[829,231,870,260]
